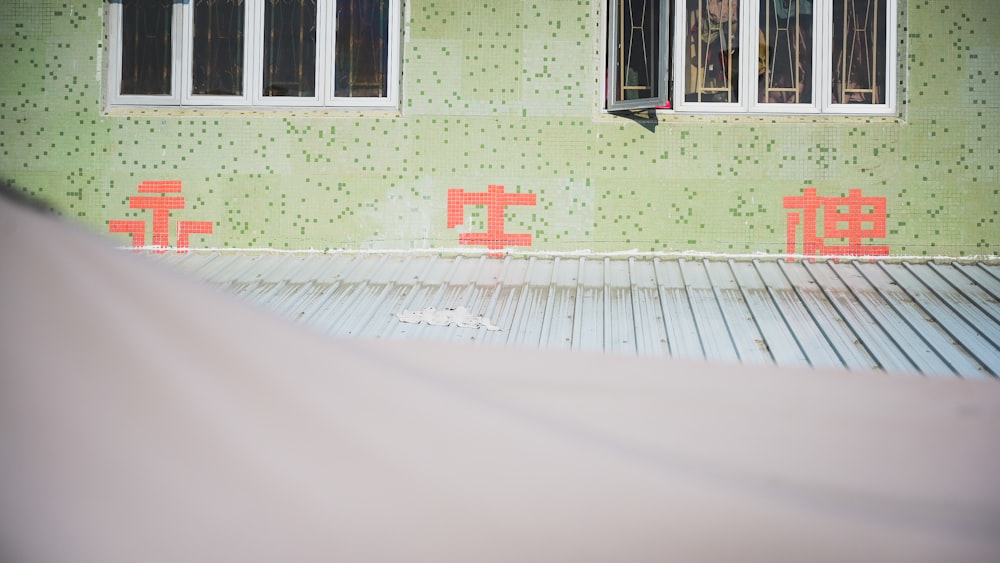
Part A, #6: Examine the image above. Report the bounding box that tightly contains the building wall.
[0,1,997,257]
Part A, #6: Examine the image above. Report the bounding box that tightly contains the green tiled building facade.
[1,1,997,258]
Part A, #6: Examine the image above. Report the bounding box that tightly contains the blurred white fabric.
[2,196,999,563]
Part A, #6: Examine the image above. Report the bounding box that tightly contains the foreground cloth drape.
[1,196,999,563]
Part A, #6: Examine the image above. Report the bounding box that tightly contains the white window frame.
[606,0,897,116]
[106,0,401,110]
[815,0,896,115]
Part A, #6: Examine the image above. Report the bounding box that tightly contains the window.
[107,0,400,109]
[607,0,896,114]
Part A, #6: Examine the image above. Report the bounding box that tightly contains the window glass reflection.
[192,0,245,96]
[121,0,173,96]
[685,0,742,103]
[832,0,886,104]
[760,0,813,104]
[263,0,317,97]
[335,0,389,98]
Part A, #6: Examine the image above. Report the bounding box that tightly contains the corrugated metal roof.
[152,252,1000,379]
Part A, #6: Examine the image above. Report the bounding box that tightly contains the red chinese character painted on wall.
[448,184,537,257]
[783,188,889,261]
[109,180,213,253]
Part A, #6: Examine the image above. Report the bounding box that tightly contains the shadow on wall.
[609,108,659,133]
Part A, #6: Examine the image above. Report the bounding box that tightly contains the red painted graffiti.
[109,180,213,253]
[448,184,537,257]
[783,188,889,261]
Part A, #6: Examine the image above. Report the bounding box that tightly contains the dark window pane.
[192,0,245,96]
[263,0,317,97]
[335,0,389,98]
[832,0,886,104]
[760,0,813,103]
[685,0,741,103]
[120,0,173,96]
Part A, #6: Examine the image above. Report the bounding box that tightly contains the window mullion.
[386,0,402,106]
[106,4,120,104]
[884,0,897,111]
[819,0,833,110]
[739,0,755,111]
[249,0,264,105]
[811,0,826,111]
[171,3,184,104]
[236,0,253,105]
[327,0,338,104]
[335,0,346,105]
[180,1,194,105]
[316,0,331,105]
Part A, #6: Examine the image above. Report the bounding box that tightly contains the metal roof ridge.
[133,246,1000,264]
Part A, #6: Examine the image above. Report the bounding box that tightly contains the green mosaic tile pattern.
[0,1,997,257]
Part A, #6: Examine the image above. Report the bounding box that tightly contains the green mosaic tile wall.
[0,1,997,257]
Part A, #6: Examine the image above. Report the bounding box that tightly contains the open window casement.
[606,0,670,111]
